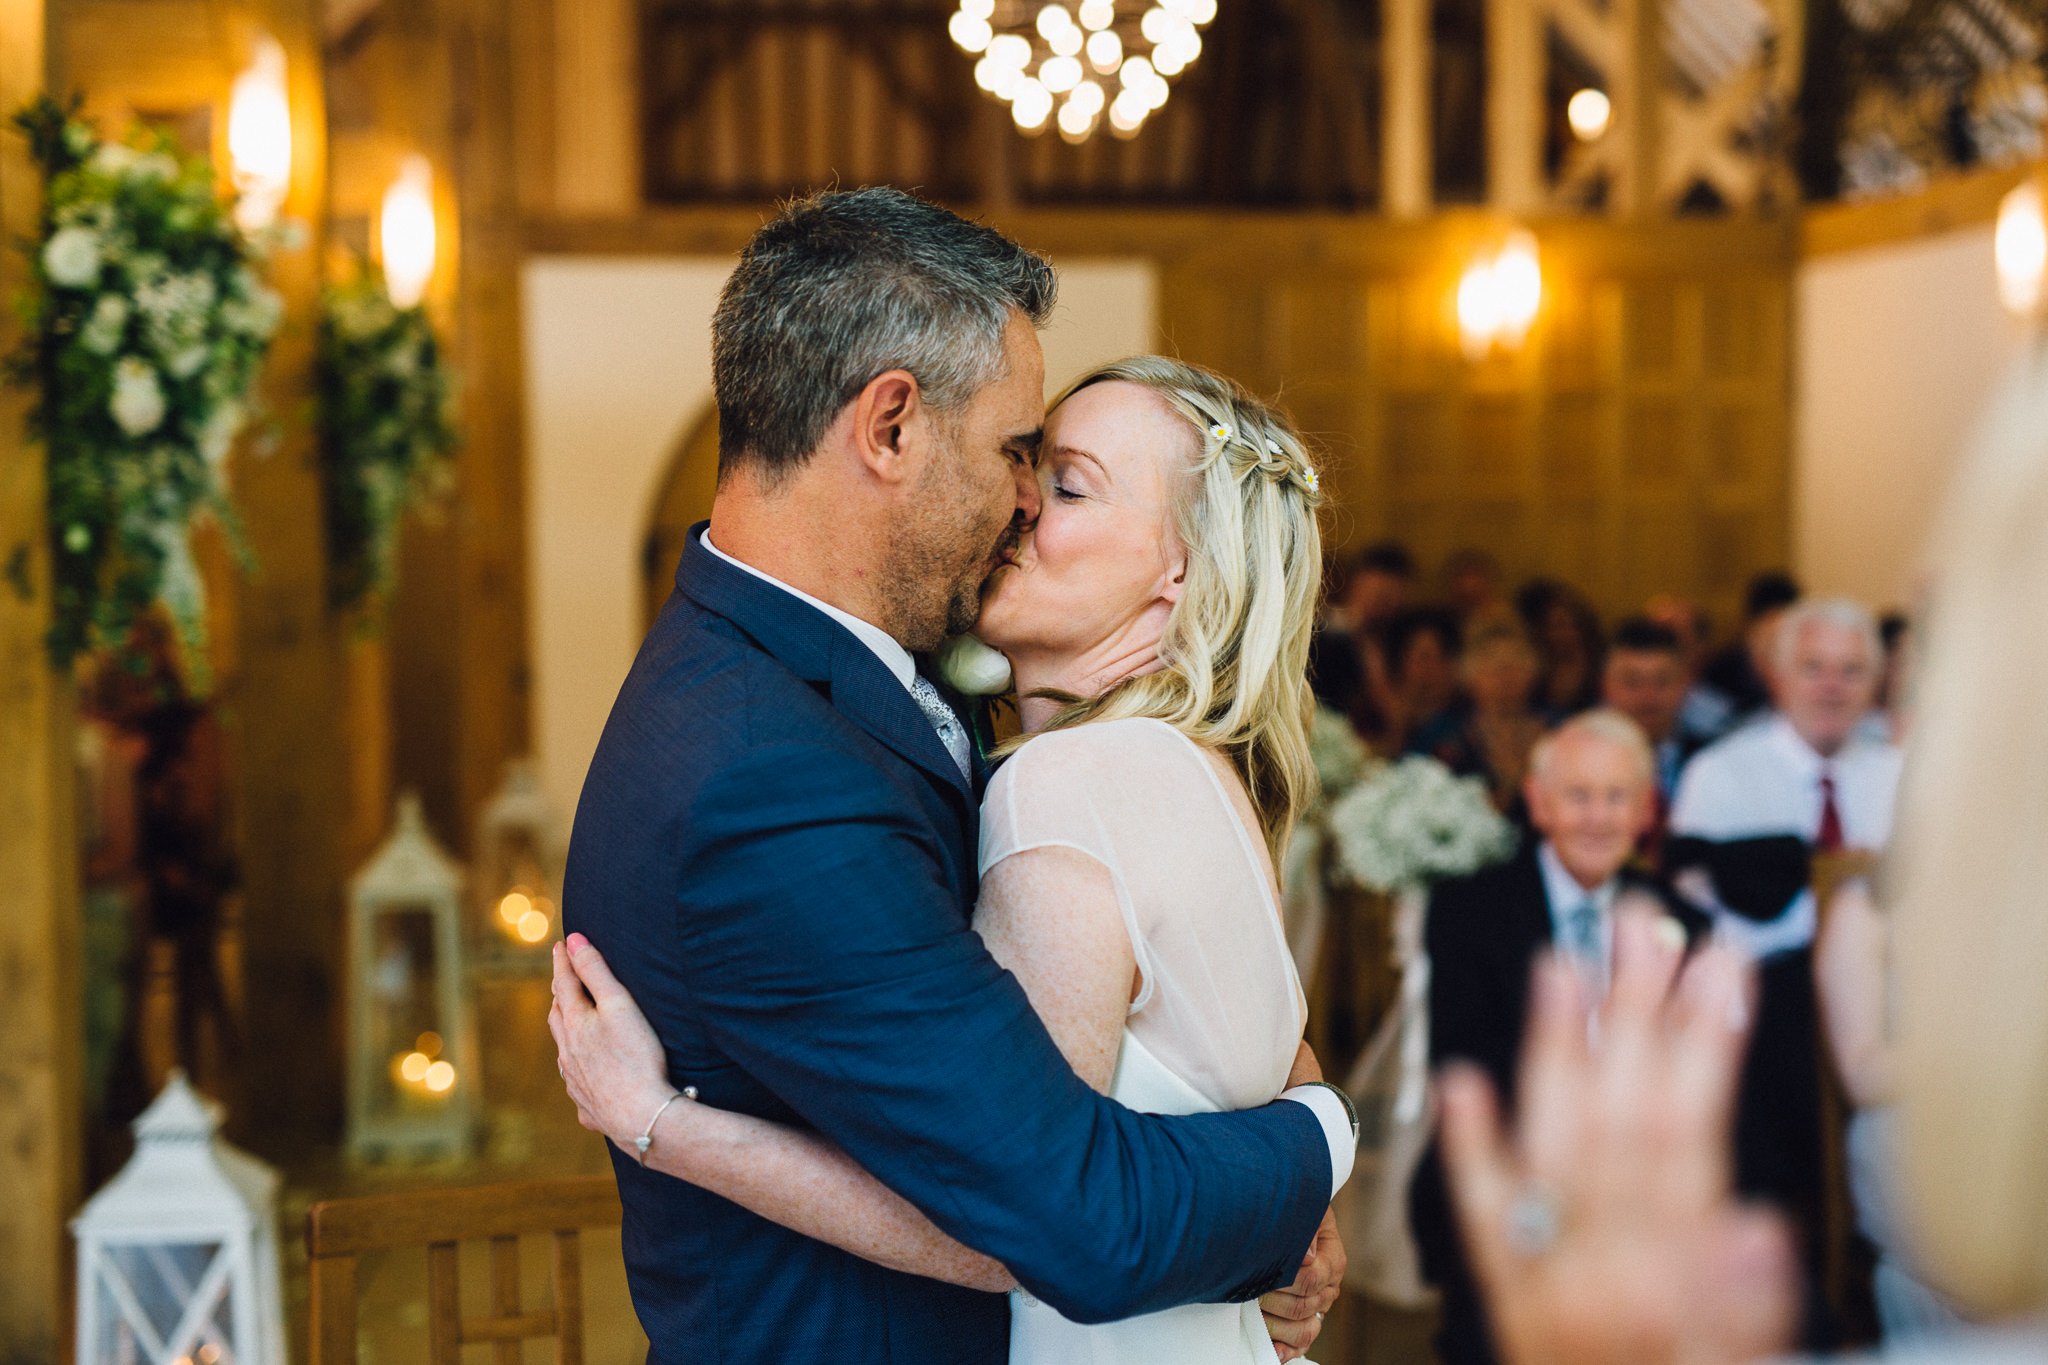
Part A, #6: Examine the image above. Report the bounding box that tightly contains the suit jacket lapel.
[675,523,972,803]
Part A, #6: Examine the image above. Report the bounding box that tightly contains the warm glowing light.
[1079,0,1116,28]
[1110,91,1148,134]
[1567,87,1612,142]
[1457,229,1543,360]
[1069,81,1106,115]
[1086,29,1124,70]
[964,0,995,16]
[1012,80,1054,129]
[1058,98,1095,140]
[1040,55,1083,93]
[517,909,551,943]
[949,9,994,50]
[423,1061,456,1093]
[498,890,532,925]
[1037,4,1075,40]
[1048,24,1084,56]
[1997,180,2047,318]
[228,36,291,230]
[416,1031,443,1058]
[379,155,437,309]
[988,33,1033,67]
[399,1051,431,1083]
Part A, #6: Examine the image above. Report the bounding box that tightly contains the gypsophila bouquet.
[1307,703,1378,816]
[317,271,457,612]
[1327,754,1516,894]
[7,96,284,668]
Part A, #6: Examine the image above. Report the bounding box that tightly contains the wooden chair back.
[307,1176,622,1365]
[1811,849,1883,1343]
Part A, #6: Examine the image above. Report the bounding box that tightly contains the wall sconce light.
[1457,229,1542,361]
[379,155,438,309]
[1567,88,1611,143]
[1995,179,2046,320]
[227,36,291,231]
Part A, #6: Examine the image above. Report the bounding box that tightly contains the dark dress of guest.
[1515,578,1605,716]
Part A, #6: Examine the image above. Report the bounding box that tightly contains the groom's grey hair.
[711,187,1057,485]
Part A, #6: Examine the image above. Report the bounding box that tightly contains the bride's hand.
[549,933,677,1150]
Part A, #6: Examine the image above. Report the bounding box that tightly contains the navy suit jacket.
[563,526,1333,1363]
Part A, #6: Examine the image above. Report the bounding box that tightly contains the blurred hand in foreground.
[1439,912,1799,1365]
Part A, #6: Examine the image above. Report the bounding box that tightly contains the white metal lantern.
[473,758,562,969]
[73,1071,287,1365]
[347,791,479,1161]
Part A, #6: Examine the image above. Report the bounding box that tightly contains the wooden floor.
[275,970,1442,1364]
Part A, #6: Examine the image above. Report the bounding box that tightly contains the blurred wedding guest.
[1434,353,2048,1365]
[1600,617,1700,808]
[1440,547,1506,622]
[1698,570,1802,730]
[1646,592,1733,741]
[1668,596,1901,1304]
[1411,617,1547,824]
[1409,711,1707,1365]
[1383,605,1463,748]
[1815,875,1962,1342]
[1329,540,1416,637]
[1517,579,1606,715]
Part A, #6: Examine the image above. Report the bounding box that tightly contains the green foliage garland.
[316,271,457,613]
[6,96,283,669]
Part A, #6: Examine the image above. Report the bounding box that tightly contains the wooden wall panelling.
[0,5,85,1358]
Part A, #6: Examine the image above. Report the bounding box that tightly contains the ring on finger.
[1506,1183,1565,1257]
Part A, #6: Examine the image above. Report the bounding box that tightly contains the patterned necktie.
[909,674,973,783]
[1817,771,1844,852]
[1564,898,1602,963]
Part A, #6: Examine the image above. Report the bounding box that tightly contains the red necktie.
[1816,772,1844,852]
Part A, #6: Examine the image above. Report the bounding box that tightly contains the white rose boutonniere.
[934,633,1013,696]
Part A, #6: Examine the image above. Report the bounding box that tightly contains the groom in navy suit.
[563,189,1354,1363]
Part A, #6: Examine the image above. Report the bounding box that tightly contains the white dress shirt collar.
[701,530,917,691]
[1537,841,1619,931]
[1764,712,1830,781]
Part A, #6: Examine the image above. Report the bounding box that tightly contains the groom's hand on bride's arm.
[1261,1208,1345,1362]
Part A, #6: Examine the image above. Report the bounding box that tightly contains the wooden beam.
[1381,0,1433,217]
[229,0,354,1152]
[552,0,638,215]
[0,1,85,1359]
[1610,0,1660,216]
[1485,0,1546,211]
[1801,157,2038,258]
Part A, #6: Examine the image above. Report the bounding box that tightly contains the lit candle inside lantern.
[380,154,438,309]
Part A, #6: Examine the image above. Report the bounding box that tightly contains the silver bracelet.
[632,1085,698,1164]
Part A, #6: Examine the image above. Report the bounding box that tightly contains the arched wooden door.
[642,406,721,630]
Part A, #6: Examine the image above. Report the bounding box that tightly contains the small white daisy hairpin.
[1302,467,1321,494]
[1266,438,1284,456]
[1208,420,1234,444]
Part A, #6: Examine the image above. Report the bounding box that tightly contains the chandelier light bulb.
[988,32,1033,67]
[964,0,996,16]
[1079,0,1117,29]
[1087,29,1123,71]
[1069,80,1107,115]
[1140,6,1174,43]
[1049,24,1084,55]
[950,10,995,51]
[1109,91,1147,133]
[1186,0,1217,21]
[1012,79,1055,129]
[1040,54,1084,92]
[1567,87,1612,142]
[1059,98,1096,140]
[1037,4,1076,40]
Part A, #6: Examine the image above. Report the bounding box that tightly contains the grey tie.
[910,674,973,783]
[1563,898,1602,963]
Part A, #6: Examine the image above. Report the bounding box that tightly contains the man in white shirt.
[1670,597,1904,957]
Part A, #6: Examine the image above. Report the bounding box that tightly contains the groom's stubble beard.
[880,426,1010,654]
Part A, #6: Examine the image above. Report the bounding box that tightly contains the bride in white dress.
[551,355,1341,1364]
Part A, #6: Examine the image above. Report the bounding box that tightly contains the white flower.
[88,143,139,177]
[109,357,167,436]
[41,227,102,287]
[79,295,130,354]
[933,634,1013,696]
[132,152,178,183]
[198,402,244,469]
[165,344,209,380]
[1326,755,1515,894]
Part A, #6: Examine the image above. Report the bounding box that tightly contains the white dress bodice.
[978,718,1308,1365]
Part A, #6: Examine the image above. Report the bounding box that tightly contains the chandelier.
[948,0,1219,141]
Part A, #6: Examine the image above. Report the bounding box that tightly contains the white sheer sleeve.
[979,718,1307,1114]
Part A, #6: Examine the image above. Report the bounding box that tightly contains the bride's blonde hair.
[1015,355,1326,864]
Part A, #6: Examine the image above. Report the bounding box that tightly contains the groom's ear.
[850,369,925,486]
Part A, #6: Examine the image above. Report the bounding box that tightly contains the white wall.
[522,256,1158,818]
[1795,224,2033,608]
